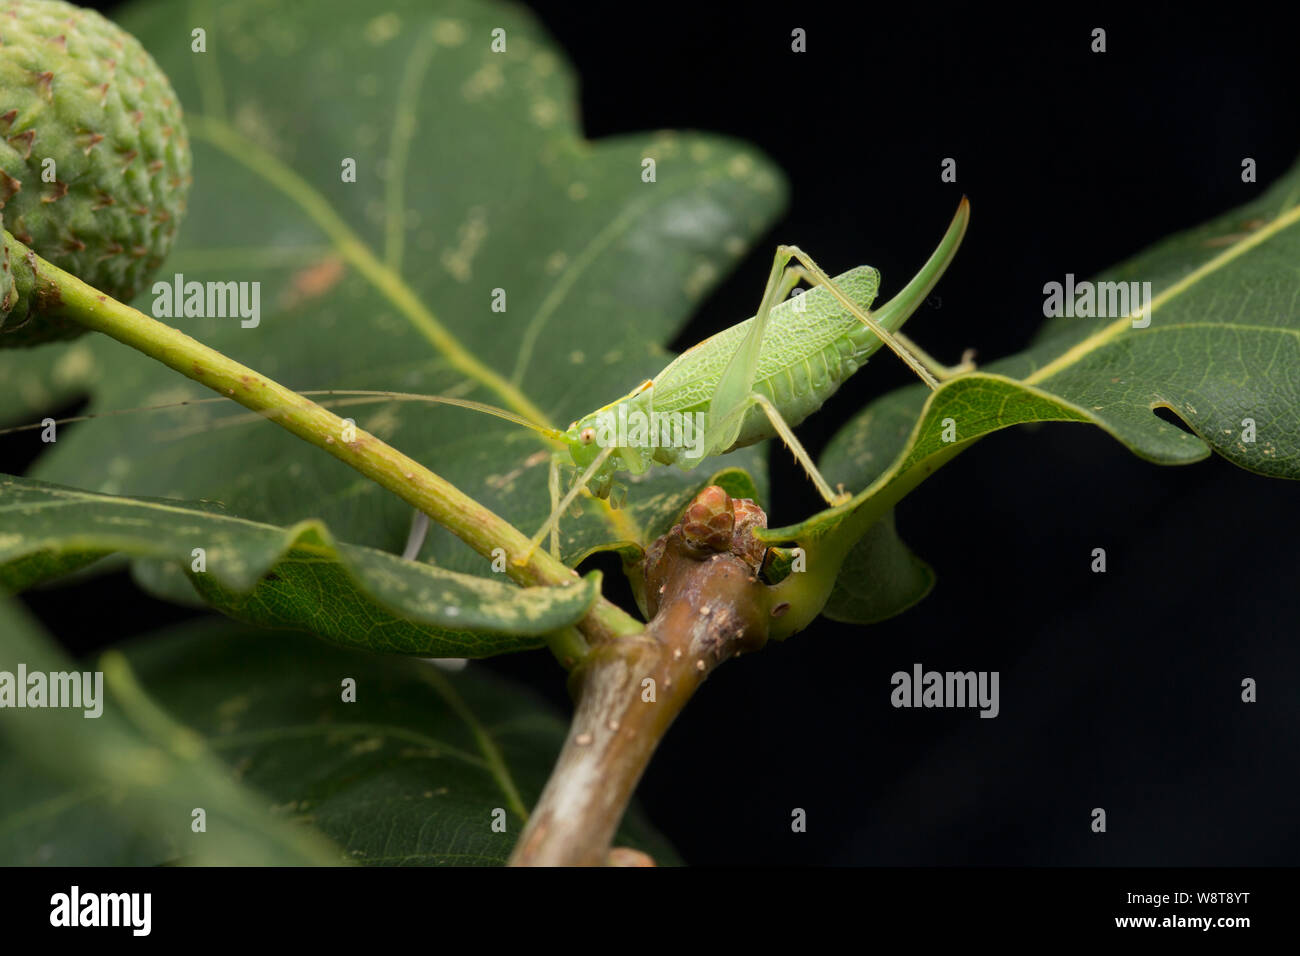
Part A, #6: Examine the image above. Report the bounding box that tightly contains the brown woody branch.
[509,486,775,866]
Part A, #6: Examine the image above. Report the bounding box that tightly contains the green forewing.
[652,266,881,418]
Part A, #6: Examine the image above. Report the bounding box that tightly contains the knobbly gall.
[0,0,192,344]
[680,485,735,553]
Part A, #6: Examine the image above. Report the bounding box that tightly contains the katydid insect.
[3,198,971,568]
[508,196,972,561]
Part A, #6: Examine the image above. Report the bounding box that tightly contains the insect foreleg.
[515,444,616,566]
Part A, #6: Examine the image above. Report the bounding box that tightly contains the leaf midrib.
[1026,199,1300,385]
[188,115,549,422]
[420,668,530,821]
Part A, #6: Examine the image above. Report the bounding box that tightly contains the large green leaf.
[779,155,1300,624]
[0,0,780,582]
[0,609,678,865]
[0,597,345,864]
[821,510,933,625]
[0,475,599,656]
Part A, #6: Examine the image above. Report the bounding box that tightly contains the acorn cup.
[0,0,191,345]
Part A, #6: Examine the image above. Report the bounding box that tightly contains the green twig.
[19,244,644,651]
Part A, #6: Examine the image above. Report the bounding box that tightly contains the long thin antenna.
[0,395,230,436]
[0,388,566,441]
[300,391,564,440]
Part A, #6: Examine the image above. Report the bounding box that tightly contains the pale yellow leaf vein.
[419,668,529,822]
[1027,200,1300,385]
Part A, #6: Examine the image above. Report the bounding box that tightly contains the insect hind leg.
[746,392,850,507]
[777,244,941,389]
[895,333,978,380]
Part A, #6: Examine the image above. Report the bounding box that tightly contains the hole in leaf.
[1151,404,1196,435]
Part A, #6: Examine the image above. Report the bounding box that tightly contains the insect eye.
[579,428,595,444]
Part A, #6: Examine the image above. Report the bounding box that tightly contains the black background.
[9,1,1300,866]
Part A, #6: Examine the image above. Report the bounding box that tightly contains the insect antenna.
[0,395,234,436]
[298,391,565,440]
[0,389,567,442]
